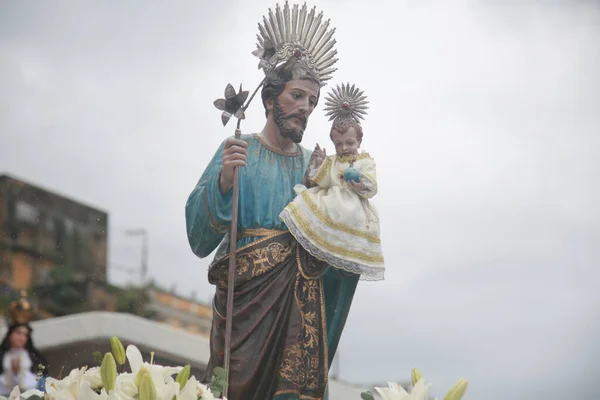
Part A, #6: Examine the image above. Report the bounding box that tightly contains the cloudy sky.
[1,0,599,398]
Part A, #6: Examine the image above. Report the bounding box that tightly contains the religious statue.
[280,83,385,281]
[0,291,47,396]
[185,2,364,399]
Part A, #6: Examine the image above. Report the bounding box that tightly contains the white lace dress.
[0,349,38,396]
[280,152,385,280]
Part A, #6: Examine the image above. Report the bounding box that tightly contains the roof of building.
[0,173,108,215]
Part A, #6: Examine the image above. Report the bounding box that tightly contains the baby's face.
[331,127,360,157]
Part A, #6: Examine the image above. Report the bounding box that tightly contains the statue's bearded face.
[272,79,320,143]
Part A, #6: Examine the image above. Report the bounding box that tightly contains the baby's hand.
[312,143,327,168]
[348,180,367,192]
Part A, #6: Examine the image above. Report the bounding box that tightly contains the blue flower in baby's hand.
[343,167,361,182]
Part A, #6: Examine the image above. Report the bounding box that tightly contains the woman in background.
[0,292,47,396]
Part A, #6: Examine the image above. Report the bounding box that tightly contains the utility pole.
[124,228,148,287]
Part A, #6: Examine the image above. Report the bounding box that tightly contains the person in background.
[0,291,47,396]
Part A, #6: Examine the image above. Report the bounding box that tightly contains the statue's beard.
[273,100,306,144]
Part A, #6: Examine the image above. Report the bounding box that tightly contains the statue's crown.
[7,290,34,325]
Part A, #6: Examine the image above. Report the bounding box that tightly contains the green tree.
[115,286,155,318]
[47,266,85,312]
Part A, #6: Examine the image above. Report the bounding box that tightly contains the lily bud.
[176,365,191,389]
[138,371,157,400]
[411,368,423,386]
[101,352,117,392]
[443,378,469,400]
[135,367,150,388]
[110,336,126,366]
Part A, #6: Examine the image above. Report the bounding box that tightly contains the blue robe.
[186,134,359,399]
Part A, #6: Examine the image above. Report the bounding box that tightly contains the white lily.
[21,389,46,399]
[124,345,180,400]
[408,379,433,400]
[107,373,137,400]
[79,380,108,400]
[177,376,198,400]
[374,382,410,400]
[374,379,433,400]
[125,345,181,380]
[82,366,104,390]
[45,367,88,400]
[157,379,179,400]
[5,386,21,400]
[196,381,215,400]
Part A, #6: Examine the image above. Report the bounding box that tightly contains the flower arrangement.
[362,368,468,400]
[0,337,221,400]
[0,338,468,400]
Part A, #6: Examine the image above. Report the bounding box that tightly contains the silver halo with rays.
[252,1,339,86]
[323,82,369,123]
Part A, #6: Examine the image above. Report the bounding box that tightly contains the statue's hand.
[220,137,248,194]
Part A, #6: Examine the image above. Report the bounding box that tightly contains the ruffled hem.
[280,210,385,281]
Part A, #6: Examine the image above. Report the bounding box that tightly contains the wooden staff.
[221,79,264,399]
[222,126,240,400]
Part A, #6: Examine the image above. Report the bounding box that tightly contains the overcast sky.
[1,0,599,398]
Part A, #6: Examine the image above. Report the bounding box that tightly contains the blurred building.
[0,174,214,338]
[147,286,213,336]
[0,174,108,289]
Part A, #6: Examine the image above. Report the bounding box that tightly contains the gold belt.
[238,228,286,239]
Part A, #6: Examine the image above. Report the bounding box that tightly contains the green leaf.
[92,351,104,363]
[175,364,191,389]
[207,367,228,399]
[213,366,226,378]
[361,391,375,400]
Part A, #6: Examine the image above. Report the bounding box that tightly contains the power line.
[107,263,138,275]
